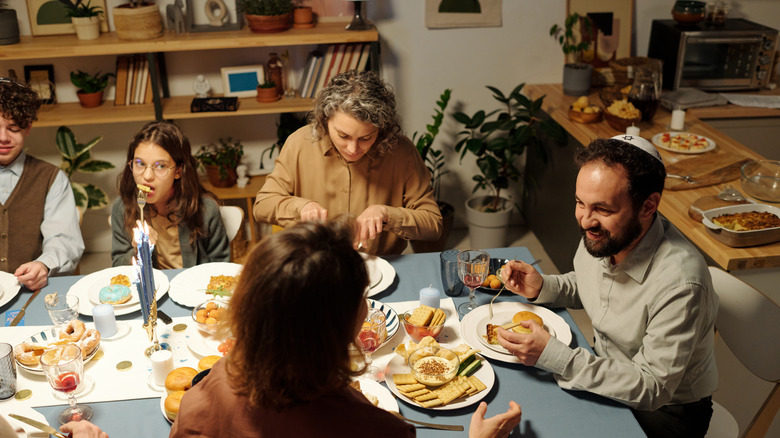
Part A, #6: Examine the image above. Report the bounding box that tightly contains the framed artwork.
[425,0,502,29]
[567,0,634,68]
[24,64,56,105]
[27,0,109,36]
[185,0,243,33]
[221,66,265,98]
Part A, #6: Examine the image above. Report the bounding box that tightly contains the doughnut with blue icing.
[99,284,132,304]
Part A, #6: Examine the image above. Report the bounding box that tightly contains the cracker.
[397,383,426,393]
[414,392,439,402]
[430,308,445,326]
[405,388,430,398]
[468,375,487,392]
[418,398,443,408]
[392,373,417,385]
[409,306,434,326]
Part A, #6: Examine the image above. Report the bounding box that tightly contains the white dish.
[88,280,138,308]
[68,266,169,316]
[367,299,399,349]
[0,271,21,308]
[384,350,494,411]
[460,302,572,364]
[701,203,780,247]
[168,262,243,307]
[355,378,399,412]
[652,132,716,154]
[476,311,559,355]
[185,323,230,357]
[362,254,396,297]
[14,326,101,374]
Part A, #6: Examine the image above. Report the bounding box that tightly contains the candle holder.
[345,1,374,31]
[143,299,169,357]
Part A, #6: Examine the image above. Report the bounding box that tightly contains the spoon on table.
[717,185,746,202]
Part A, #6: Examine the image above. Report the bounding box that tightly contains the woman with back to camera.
[111,121,229,268]
[254,70,442,255]
[170,218,521,437]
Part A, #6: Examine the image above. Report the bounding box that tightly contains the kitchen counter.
[524,84,780,271]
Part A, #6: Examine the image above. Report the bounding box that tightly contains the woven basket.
[113,4,163,41]
[609,57,660,86]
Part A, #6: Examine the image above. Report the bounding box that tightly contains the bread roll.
[512,311,543,334]
[164,390,185,421]
[165,367,198,394]
[197,355,221,372]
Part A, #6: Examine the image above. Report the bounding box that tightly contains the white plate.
[384,350,495,411]
[460,302,572,364]
[185,323,230,357]
[354,378,399,412]
[367,299,399,349]
[0,271,21,308]
[168,262,243,307]
[88,282,138,308]
[362,254,396,297]
[476,311,559,355]
[161,393,173,423]
[14,326,101,374]
[67,266,170,316]
[651,132,716,154]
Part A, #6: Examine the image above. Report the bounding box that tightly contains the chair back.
[219,206,244,243]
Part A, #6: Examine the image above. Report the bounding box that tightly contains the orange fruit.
[490,278,501,289]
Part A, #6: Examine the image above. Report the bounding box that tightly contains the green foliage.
[549,13,592,63]
[57,0,103,17]
[238,0,294,16]
[70,70,114,94]
[260,112,306,169]
[452,84,566,211]
[195,138,244,179]
[412,89,451,203]
[56,126,115,211]
[257,79,277,89]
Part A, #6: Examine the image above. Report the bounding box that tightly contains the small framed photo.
[24,64,56,105]
[221,65,264,98]
[26,0,109,36]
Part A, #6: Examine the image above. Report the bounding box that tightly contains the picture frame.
[567,0,634,68]
[221,65,265,98]
[27,0,109,36]
[425,0,502,29]
[24,64,56,105]
[185,0,243,33]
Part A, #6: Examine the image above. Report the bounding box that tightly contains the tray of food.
[701,204,780,247]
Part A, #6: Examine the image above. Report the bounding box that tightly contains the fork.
[390,411,464,431]
[137,189,148,224]
[667,173,696,184]
[489,258,541,320]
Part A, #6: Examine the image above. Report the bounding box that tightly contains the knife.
[8,414,67,438]
[9,289,41,327]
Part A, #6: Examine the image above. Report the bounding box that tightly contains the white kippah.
[609,134,663,163]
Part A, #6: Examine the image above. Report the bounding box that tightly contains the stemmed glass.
[44,295,79,329]
[356,304,387,381]
[39,344,93,424]
[456,250,490,316]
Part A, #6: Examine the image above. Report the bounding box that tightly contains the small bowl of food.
[672,1,706,25]
[401,308,446,342]
[568,96,603,124]
[192,300,228,334]
[604,99,641,132]
[741,160,780,203]
[408,345,459,387]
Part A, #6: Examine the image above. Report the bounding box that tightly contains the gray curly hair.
[310,70,402,158]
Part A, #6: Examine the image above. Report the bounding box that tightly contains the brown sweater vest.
[0,155,59,272]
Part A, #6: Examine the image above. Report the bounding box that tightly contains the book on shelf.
[347,43,364,71]
[114,55,130,106]
[307,55,324,98]
[356,44,371,72]
[299,51,319,99]
[312,44,337,98]
[339,44,355,75]
[324,43,345,88]
[144,61,154,104]
[135,55,147,104]
[125,55,136,106]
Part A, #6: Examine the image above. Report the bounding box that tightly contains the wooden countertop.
[525,84,780,271]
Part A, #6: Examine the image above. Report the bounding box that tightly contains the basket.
[113,4,163,41]
[609,57,660,86]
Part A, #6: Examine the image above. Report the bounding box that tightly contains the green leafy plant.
[257,79,277,89]
[549,13,592,64]
[56,126,115,211]
[195,138,244,179]
[452,83,566,212]
[260,112,306,169]
[412,89,451,204]
[58,0,103,17]
[238,0,294,16]
[70,70,114,94]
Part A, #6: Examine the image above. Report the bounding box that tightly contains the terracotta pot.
[245,12,292,33]
[256,86,280,103]
[205,165,237,188]
[293,7,314,28]
[77,90,104,108]
[72,16,100,40]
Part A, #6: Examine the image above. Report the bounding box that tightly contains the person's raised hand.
[14,261,49,290]
[300,201,328,222]
[500,260,543,300]
[469,400,522,438]
[355,205,388,245]
[496,320,551,366]
[60,420,109,438]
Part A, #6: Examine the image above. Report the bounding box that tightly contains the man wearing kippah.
[0,78,84,290]
[499,135,718,438]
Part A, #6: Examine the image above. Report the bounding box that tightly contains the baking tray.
[701,204,780,247]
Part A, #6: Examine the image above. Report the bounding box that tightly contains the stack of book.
[299,43,372,99]
[114,54,154,106]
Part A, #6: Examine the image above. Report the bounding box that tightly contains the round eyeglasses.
[128,159,175,178]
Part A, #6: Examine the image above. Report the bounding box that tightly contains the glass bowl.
[191,300,228,334]
[672,1,706,25]
[408,346,459,387]
[741,160,780,203]
[401,310,445,342]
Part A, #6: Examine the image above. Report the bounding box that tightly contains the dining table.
[1,247,646,437]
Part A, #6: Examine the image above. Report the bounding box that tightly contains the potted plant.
[411,89,454,253]
[70,70,114,108]
[238,0,294,33]
[550,12,593,96]
[452,83,566,248]
[256,79,280,103]
[56,126,115,213]
[195,138,244,187]
[292,0,313,29]
[0,0,20,45]
[113,0,163,40]
[58,0,103,40]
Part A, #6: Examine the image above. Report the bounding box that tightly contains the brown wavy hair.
[117,121,212,245]
[310,70,402,159]
[0,78,40,129]
[226,218,369,410]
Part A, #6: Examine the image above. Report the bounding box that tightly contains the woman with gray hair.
[254,70,442,255]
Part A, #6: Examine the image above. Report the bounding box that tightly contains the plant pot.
[0,9,20,45]
[205,164,237,188]
[72,16,101,40]
[113,3,163,40]
[76,90,104,108]
[411,202,455,253]
[562,63,593,97]
[293,7,314,29]
[245,12,292,33]
[256,86,280,103]
[465,195,514,249]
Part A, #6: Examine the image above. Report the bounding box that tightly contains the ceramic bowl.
[672,1,706,25]
[408,345,459,387]
[604,111,641,132]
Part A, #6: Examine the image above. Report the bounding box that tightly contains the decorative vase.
[245,12,292,33]
[113,3,163,40]
[562,63,594,96]
[72,16,101,40]
[464,195,514,249]
[256,87,280,103]
[411,202,455,253]
[76,90,104,108]
[205,165,237,188]
[293,7,313,29]
[0,9,20,45]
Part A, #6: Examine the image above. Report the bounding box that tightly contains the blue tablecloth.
[2,248,645,437]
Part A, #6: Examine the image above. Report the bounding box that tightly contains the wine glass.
[356,305,387,381]
[44,295,79,329]
[39,344,93,424]
[456,249,490,316]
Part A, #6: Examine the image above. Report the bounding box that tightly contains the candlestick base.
[144,342,169,358]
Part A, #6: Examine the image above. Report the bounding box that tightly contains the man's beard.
[579,213,643,258]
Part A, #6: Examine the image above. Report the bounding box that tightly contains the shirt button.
[0,257,5,262]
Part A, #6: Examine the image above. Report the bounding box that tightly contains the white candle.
[671,109,686,131]
[626,125,641,136]
[92,304,117,338]
[419,286,441,309]
[150,349,174,387]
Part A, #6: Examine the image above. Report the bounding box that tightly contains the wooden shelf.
[35,101,156,127]
[163,96,314,120]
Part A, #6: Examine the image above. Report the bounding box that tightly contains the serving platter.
[701,203,780,247]
[168,262,243,307]
[652,132,716,154]
[68,266,169,316]
[14,326,101,374]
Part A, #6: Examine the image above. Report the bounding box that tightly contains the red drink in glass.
[54,372,80,393]
[358,329,381,354]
